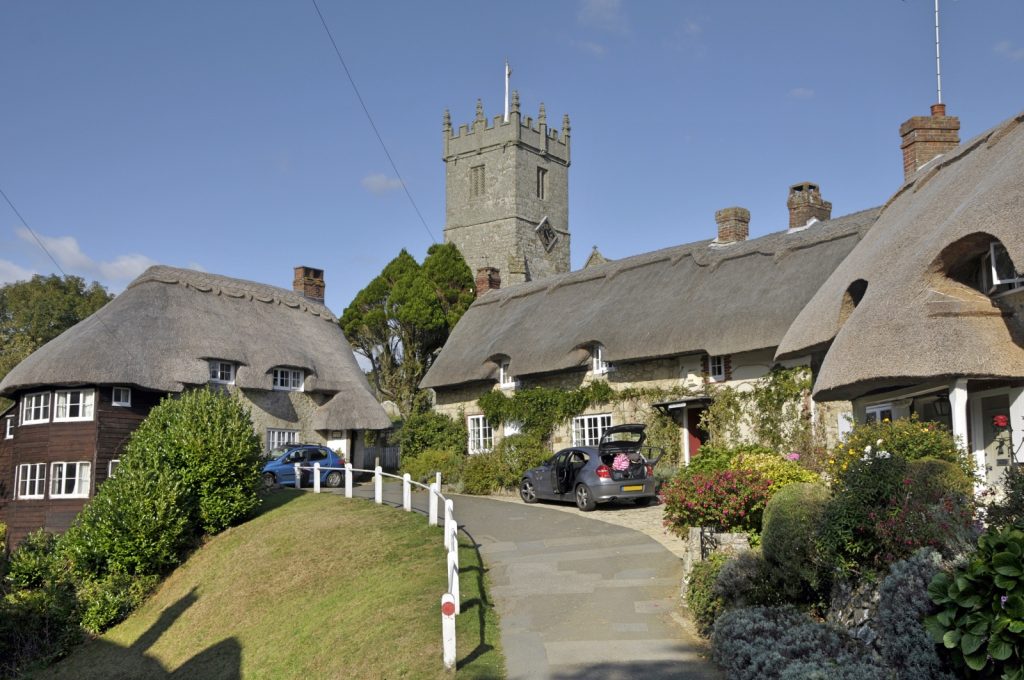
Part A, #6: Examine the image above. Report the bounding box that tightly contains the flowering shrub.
[829,414,971,480]
[661,468,770,536]
[732,451,820,495]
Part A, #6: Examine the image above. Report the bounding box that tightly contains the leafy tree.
[341,244,473,418]
[0,274,112,381]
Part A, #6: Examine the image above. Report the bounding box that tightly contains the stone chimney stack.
[787,182,832,230]
[899,103,960,181]
[475,267,501,298]
[714,207,750,244]
[293,266,325,304]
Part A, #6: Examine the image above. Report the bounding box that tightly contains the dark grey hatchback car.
[519,424,662,511]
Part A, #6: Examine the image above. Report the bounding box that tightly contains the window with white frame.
[50,462,91,498]
[108,459,120,478]
[4,417,13,439]
[267,428,299,452]
[467,415,493,454]
[16,463,45,499]
[981,242,1024,295]
[572,413,612,446]
[272,368,304,391]
[112,386,132,407]
[865,403,894,423]
[54,389,95,422]
[209,360,235,384]
[498,360,516,388]
[591,344,609,374]
[708,355,726,381]
[21,392,51,425]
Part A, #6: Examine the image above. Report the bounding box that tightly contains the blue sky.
[1,1,1021,312]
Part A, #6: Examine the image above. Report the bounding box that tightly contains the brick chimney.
[475,267,501,298]
[714,207,750,244]
[787,182,832,230]
[899,103,960,181]
[293,266,325,304]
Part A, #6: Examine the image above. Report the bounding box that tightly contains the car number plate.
[621,485,644,492]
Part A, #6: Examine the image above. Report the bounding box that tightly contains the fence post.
[374,466,383,504]
[313,462,321,493]
[436,471,442,491]
[444,499,456,552]
[293,463,301,489]
[403,473,412,512]
[429,482,439,526]
[447,546,461,615]
[344,463,353,498]
[441,593,457,671]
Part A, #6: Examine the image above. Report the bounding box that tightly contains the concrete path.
[344,482,720,680]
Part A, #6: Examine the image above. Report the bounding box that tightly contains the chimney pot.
[293,266,325,304]
[787,182,832,230]
[714,207,750,244]
[899,104,960,181]
[475,267,501,298]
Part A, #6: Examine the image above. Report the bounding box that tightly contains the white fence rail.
[292,462,459,670]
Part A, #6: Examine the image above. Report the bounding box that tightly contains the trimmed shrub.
[761,482,830,600]
[713,549,783,611]
[830,414,971,479]
[77,571,159,635]
[712,605,887,680]
[661,468,770,536]
[906,457,974,500]
[462,451,505,495]
[396,411,466,459]
[926,525,1024,677]
[875,549,956,679]
[686,553,728,637]
[461,435,550,495]
[733,451,821,495]
[5,530,59,591]
[401,448,465,485]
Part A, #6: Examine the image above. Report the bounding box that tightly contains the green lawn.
[33,491,505,679]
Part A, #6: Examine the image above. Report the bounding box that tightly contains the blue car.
[262,444,346,489]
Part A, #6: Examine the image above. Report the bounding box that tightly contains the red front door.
[687,407,708,460]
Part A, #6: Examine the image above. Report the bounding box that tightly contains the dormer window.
[591,344,609,375]
[209,360,236,384]
[981,242,1024,295]
[707,355,727,382]
[272,368,304,391]
[498,360,516,388]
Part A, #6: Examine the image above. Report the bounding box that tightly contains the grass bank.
[33,491,504,679]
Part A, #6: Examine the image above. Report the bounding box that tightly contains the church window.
[470,165,485,198]
[536,167,547,199]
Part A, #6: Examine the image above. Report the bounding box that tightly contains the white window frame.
[467,415,493,455]
[4,417,13,440]
[108,459,120,478]
[54,389,95,422]
[591,344,609,375]
[50,461,91,498]
[708,355,726,382]
[498,361,516,388]
[21,392,51,425]
[267,428,299,452]
[272,368,304,391]
[209,360,236,384]
[988,242,1024,291]
[16,463,45,499]
[572,413,612,447]
[112,386,132,407]
[865,403,894,423]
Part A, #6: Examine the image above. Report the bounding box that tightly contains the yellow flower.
[829,458,835,465]
[841,462,848,470]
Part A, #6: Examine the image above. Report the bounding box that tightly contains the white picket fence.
[292,462,460,671]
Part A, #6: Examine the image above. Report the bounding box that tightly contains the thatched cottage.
[778,108,1024,487]
[0,265,390,546]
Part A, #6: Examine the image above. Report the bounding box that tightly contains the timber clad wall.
[95,388,160,486]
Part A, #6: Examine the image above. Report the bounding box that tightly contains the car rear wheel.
[575,484,596,512]
[325,470,343,488]
[262,472,276,490]
[520,478,538,504]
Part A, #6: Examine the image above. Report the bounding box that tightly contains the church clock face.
[536,218,558,252]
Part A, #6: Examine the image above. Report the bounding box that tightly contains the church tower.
[442,92,570,287]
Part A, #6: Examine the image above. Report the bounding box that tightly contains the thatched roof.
[422,208,879,389]
[777,111,1024,401]
[0,265,391,430]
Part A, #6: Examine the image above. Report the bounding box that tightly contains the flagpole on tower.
[503,59,511,123]
[934,0,942,104]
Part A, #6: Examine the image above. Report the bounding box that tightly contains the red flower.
[994,414,1010,428]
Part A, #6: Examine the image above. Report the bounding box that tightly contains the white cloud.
[14,227,156,283]
[682,19,701,37]
[995,40,1024,62]
[0,259,35,284]
[360,173,403,194]
[578,0,628,34]
[572,40,607,57]
[789,87,815,100]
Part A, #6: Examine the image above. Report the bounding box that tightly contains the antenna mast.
[934,0,942,104]
[503,59,511,122]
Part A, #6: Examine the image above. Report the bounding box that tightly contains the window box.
[54,389,95,422]
[16,463,45,499]
[50,462,91,498]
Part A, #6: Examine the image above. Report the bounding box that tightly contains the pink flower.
[785,452,800,461]
[994,414,1010,429]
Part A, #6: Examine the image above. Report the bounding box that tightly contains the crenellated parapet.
[443,91,571,166]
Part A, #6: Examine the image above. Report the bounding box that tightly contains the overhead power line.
[310,0,437,244]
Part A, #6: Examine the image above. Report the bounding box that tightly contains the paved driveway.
[346,483,721,679]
